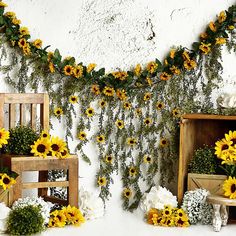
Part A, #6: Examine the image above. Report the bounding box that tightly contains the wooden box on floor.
[0,187,13,206]
[177,113,236,203]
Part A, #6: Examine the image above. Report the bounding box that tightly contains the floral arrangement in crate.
[215,130,236,199]
[0,128,17,191]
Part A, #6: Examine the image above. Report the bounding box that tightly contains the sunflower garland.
[0,2,236,211]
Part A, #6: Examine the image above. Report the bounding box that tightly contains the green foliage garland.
[0,2,236,211]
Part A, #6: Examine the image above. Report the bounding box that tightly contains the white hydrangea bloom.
[181,188,213,225]
[12,197,53,225]
[139,186,178,212]
[0,202,11,233]
[79,187,104,220]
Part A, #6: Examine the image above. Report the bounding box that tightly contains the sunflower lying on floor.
[31,131,70,158]
[146,205,190,227]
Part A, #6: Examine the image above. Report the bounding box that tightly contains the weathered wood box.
[0,187,13,206]
[178,113,236,203]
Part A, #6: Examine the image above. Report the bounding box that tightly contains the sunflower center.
[131,169,135,173]
[107,156,112,161]
[42,134,47,138]
[231,184,236,193]
[66,68,71,73]
[3,177,10,184]
[179,212,183,217]
[222,144,229,150]
[126,192,130,196]
[147,157,151,162]
[37,144,46,153]
[162,140,167,145]
[71,97,76,101]
[100,179,104,184]
[165,210,170,215]
[81,134,85,137]
[57,215,62,221]
[61,150,67,156]
[177,219,184,225]
[56,110,61,114]
[51,144,59,151]
[89,110,92,114]
[231,138,236,145]
[0,133,2,138]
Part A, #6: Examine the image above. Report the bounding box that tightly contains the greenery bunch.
[4,125,39,155]
[0,2,236,211]
[7,205,44,235]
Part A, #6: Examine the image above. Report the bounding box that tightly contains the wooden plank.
[207,195,236,206]
[0,94,5,127]
[182,113,236,120]
[9,104,15,128]
[1,93,46,104]
[19,103,25,125]
[23,181,69,189]
[30,104,37,129]
[40,94,49,130]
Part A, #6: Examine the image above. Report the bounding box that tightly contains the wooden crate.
[0,187,13,206]
[177,113,236,203]
[188,173,227,195]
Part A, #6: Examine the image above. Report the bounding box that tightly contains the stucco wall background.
[1,0,236,234]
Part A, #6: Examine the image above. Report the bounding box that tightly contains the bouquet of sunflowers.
[0,128,17,191]
[215,130,236,199]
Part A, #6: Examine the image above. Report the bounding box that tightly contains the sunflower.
[223,176,236,199]
[19,26,30,36]
[135,108,142,116]
[0,2,7,7]
[54,107,63,117]
[172,108,181,118]
[22,44,31,56]
[115,119,124,129]
[96,135,105,144]
[49,62,55,73]
[85,107,95,117]
[129,166,137,177]
[49,210,67,227]
[224,130,236,146]
[98,99,107,108]
[116,89,127,101]
[170,65,181,75]
[127,137,137,147]
[174,216,190,227]
[215,139,231,159]
[105,155,113,164]
[60,148,70,159]
[123,102,131,110]
[40,130,50,139]
[209,21,217,32]
[0,173,16,190]
[62,205,85,226]
[156,101,165,110]
[162,205,172,217]
[134,64,142,77]
[147,208,159,225]
[144,117,153,126]
[160,72,172,81]
[4,12,15,18]
[73,65,84,78]
[175,208,187,218]
[47,51,54,61]
[69,95,78,104]
[228,25,235,30]
[218,11,226,23]
[12,17,21,25]
[200,32,208,40]
[184,59,197,70]
[87,63,96,73]
[31,138,51,158]
[63,65,74,76]
[160,138,168,147]
[78,131,87,141]
[143,155,152,164]
[103,86,115,97]
[91,84,100,95]
[215,37,226,45]
[97,176,107,186]
[50,136,67,158]
[169,49,176,59]
[143,92,151,101]
[146,61,158,74]
[0,128,10,148]
[32,39,42,49]
[123,188,132,199]
[199,42,211,54]
[18,38,27,48]
[112,71,128,81]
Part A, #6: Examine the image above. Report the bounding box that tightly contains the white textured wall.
[2,1,236,235]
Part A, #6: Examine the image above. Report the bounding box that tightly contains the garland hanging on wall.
[0,1,236,211]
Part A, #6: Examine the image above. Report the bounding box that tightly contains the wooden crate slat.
[22,181,69,189]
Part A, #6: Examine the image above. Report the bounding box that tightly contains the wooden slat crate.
[188,173,227,195]
[178,113,236,203]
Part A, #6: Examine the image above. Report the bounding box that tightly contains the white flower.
[12,197,53,225]
[79,187,104,220]
[139,186,177,212]
[0,202,11,233]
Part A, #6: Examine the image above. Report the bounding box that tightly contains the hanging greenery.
[0,1,236,211]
